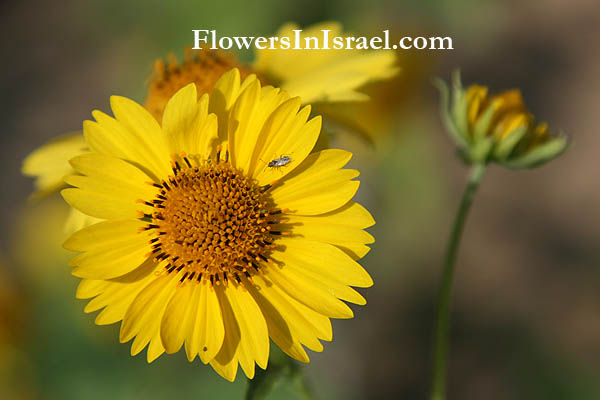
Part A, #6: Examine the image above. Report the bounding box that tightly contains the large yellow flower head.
[62,69,374,381]
[436,72,567,168]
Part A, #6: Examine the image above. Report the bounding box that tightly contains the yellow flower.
[21,132,88,199]
[254,21,398,103]
[21,133,101,230]
[63,69,374,381]
[22,22,398,225]
[144,48,257,122]
[437,72,567,168]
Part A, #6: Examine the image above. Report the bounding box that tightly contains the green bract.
[435,71,567,168]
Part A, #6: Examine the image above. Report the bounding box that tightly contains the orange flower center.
[144,48,257,122]
[141,155,280,287]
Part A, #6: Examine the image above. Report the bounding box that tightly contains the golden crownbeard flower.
[436,72,567,168]
[62,68,374,381]
[22,21,398,223]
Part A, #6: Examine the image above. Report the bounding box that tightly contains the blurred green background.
[2,0,600,398]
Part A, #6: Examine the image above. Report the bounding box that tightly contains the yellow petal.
[64,207,102,235]
[251,276,335,343]
[185,281,225,364]
[21,132,88,198]
[280,51,398,103]
[228,79,261,171]
[120,274,178,348]
[274,258,367,306]
[466,85,488,126]
[254,22,398,104]
[126,275,177,363]
[162,83,197,153]
[91,279,153,325]
[65,219,153,280]
[78,258,158,325]
[229,81,290,175]
[62,153,156,220]
[210,287,241,382]
[269,240,369,306]
[249,274,333,359]
[75,263,156,300]
[224,282,270,378]
[251,100,322,186]
[64,218,144,251]
[197,95,219,156]
[84,99,171,180]
[160,281,195,354]
[146,330,166,363]
[62,187,144,222]
[110,95,172,174]
[229,80,289,176]
[247,292,311,362]
[76,279,106,299]
[282,201,374,259]
[247,97,302,178]
[264,261,353,319]
[272,237,372,288]
[209,353,239,383]
[270,149,359,215]
[254,22,343,76]
[209,69,258,148]
[162,84,218,157]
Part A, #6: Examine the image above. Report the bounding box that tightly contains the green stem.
[430,163,486,400]
[290,363,314,400]
[245,356,313,400]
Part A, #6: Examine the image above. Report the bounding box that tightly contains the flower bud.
[436,71,567,168]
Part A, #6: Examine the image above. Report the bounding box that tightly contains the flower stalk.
[246,353,313,400]
[431,71,567,399]
[430,163,486,400]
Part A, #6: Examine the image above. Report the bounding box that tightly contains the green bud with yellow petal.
[435,71,567,168]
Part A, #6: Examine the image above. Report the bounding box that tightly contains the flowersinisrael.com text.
[192,29,454,51]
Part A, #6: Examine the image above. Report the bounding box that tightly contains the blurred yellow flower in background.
[254,21,398,103]
[21,132,88,199]
[63,69,374,381]
[144,48,257,122]
[437,72,567,168]
[21,134,101,231]
[21,21,398,234]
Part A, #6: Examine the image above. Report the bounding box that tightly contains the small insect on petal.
[267,156,291,168]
